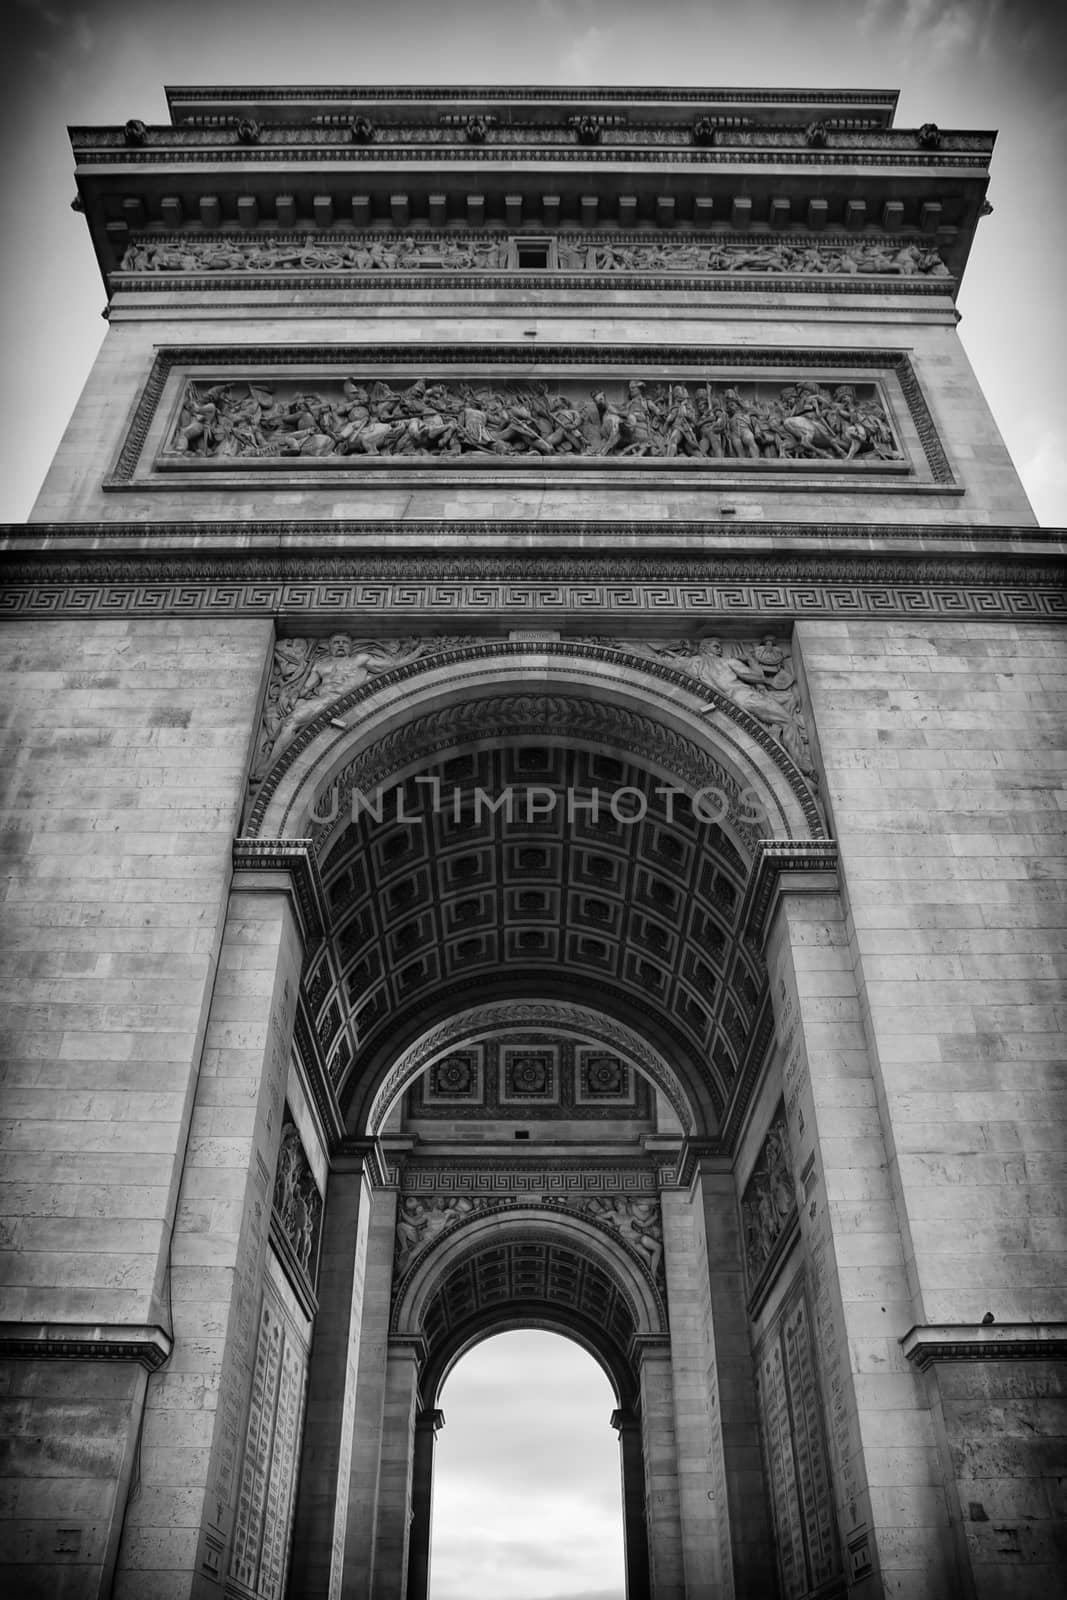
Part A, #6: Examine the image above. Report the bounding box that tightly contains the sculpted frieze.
[741,1103,797,1287]
[272,1120,323,1282]
[121,233,948,279]
[164,375,902,467]
[393,1188,664,1286]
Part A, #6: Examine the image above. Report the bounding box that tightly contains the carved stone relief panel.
[107,345,950,491]
[271,1118,323,1286]
[160,373,903,467]
[742,1101,798,1290]
[251,631,813,786]
[392,1173,665,1293]
[119,231,950,281]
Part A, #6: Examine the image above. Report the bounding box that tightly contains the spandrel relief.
[163,374,902,467]
[253,635,462,778]
[627,637,813,776]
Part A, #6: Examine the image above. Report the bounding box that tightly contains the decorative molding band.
[398,1160,662,1195]
[6,518,1062,545]
[740,839,841,945]
[901,1323,1067,1370]
[114,230,954,292]
[231,837,329,944]
[2,555,1062,623]
[334,1136,394,1189]
[0,1322,173,1370]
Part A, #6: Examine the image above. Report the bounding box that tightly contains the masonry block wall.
[0,619,272,1595]
[798,618,1067,1596]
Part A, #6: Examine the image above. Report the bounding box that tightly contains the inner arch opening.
[429,1329,625,1600]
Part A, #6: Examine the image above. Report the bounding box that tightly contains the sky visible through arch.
[1,0,1065,524]
[431,1329,625,1600]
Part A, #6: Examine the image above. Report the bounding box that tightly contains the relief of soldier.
[166,375,902,464]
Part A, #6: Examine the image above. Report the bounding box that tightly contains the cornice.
[6,519,1061,547]
[112,269,956,299]
[163,86,902,112]
[2,549,1062,586]
[738,839,841,945]
[901,1323,1067,1370]
[0,1321,173,1370]
[231,836,329,943]
[74,141,991,170]
[2,538,1063,623]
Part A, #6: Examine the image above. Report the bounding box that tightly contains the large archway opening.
[258,643,825,1598]
[429,1329,625,1600]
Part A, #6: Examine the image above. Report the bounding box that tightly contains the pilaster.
[341,1186,400,1596]
[763,874,961,1597]
[288,1149,375,1598]
[111,882,303,1599]
[635,1339,685,1600]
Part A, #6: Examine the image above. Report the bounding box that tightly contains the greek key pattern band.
[2,579,1062,620]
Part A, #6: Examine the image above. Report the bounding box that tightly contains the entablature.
[69,87,993,290]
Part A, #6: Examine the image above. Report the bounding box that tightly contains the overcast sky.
[1,0,1065,525]
[432,1331,625,1600]
[1,1,1062,1594]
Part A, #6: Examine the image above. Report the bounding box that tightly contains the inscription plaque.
[228,1281,308,1599]
[756,1278,841,1599]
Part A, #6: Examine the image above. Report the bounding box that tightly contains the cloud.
[1016,425,1067,527]
[431,1332,625,1599]
[559,24,608,83]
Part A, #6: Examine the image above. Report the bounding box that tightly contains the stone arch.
[393,1211,662,1600]
[242,641,824,1138]
[365,999,694,1138]
[245,639,824,848]
[390,1205,666,1438]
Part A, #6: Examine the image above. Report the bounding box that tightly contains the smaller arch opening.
[430,1329,625,1600]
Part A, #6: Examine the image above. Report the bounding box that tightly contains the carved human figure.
[585,1195,664,1283]
[684,639,813,773]
[722,388,760,458]
[395,1196,432,1269]
[255,636,411,774]
[663,385,701,457]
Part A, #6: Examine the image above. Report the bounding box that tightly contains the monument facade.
[0,85,1064,1600]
